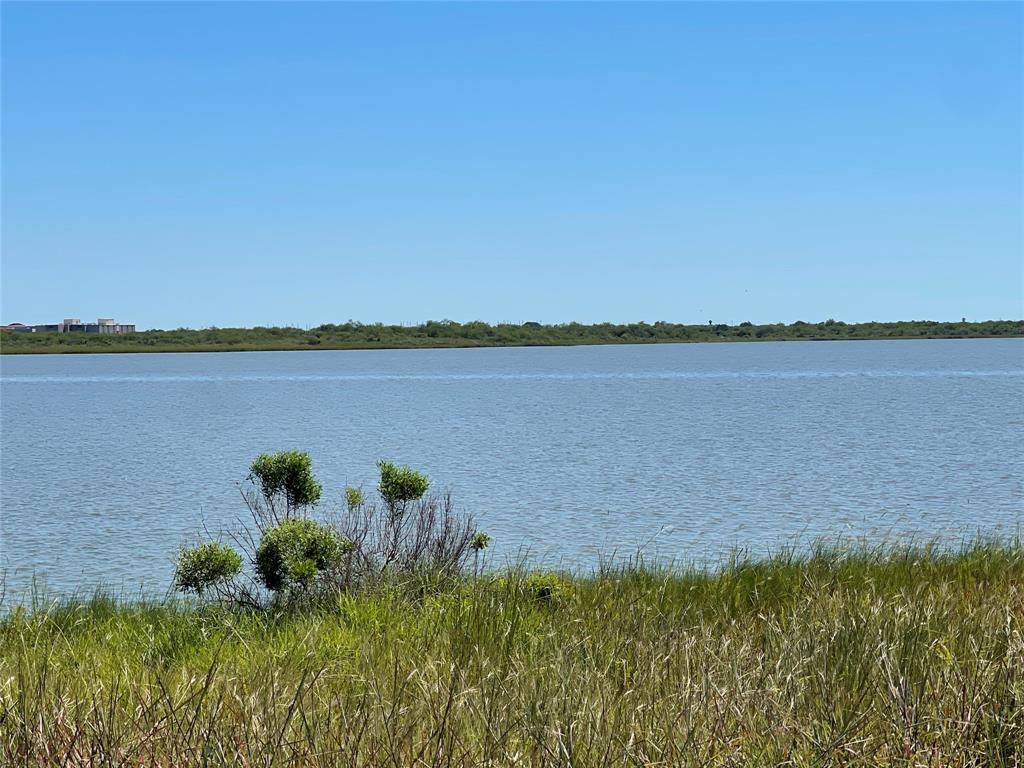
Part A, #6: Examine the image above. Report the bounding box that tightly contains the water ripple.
[4,369,1023,384]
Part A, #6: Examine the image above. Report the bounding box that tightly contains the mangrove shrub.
[174,543,242,596]
[250,451,322,514]
[255,518,352,593]
[377,460,429,511]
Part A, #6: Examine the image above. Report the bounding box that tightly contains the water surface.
[2,339,1021,596]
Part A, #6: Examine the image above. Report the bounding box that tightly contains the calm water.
[1,339,1022,596]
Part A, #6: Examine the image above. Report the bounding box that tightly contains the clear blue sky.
[2,2,1021,330]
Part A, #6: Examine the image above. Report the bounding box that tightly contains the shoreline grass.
[2,318,1021,355]
[2,540,1022,765]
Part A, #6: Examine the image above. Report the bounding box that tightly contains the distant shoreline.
[1,319,1021,355]
[1,334,1022,356]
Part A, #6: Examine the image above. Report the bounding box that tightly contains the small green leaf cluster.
[174,543,242,595]
[254,518,353,593]
[377,460,429,510]
[250,451,323,509]
[523,573,563,605]
[344,486,365,511]
[471,532,491,551]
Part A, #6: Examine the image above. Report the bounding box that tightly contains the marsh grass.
[1,540,1022,766]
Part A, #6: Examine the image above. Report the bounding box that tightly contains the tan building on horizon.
[2,316,136,334]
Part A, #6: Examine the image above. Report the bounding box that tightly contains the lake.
[1,339,1022,597]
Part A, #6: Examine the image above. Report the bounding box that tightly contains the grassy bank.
[2,541,1022,766]
[2,318,1021,354]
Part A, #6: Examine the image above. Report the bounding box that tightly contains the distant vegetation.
[1,318,1020,354]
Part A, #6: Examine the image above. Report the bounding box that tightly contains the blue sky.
[2,2,1021,330]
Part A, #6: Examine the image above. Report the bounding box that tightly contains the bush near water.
[174,452,483,607]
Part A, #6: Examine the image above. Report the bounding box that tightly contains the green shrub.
[254,518,352,593]
[344,486,365,511]
[250,451,322,511]
[174,543,242,595]
[377,460,430,510]
[523,573,563,605]
[471,532,491,551]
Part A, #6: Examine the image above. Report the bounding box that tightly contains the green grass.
[2,318,1021,354]
[2,541,1022,765]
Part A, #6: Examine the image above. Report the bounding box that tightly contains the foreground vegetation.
[1,540,1022,766]
[3,455,1021,764]
[2,318,1021,354]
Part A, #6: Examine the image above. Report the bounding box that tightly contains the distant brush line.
[2,319,1022,356]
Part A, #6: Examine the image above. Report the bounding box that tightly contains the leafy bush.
[174,543,242,596]
[344,486,365,511]
[254,518,352,593]
[250,451,322,513]
[523,573,563,605]
[177,453,488,606]
[377,460,429,511]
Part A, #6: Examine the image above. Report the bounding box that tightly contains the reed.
[1,539,1022,766]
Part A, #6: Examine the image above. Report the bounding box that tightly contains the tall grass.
[2,540,1022,766]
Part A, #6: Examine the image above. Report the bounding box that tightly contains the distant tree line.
[1,318,1020,354]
